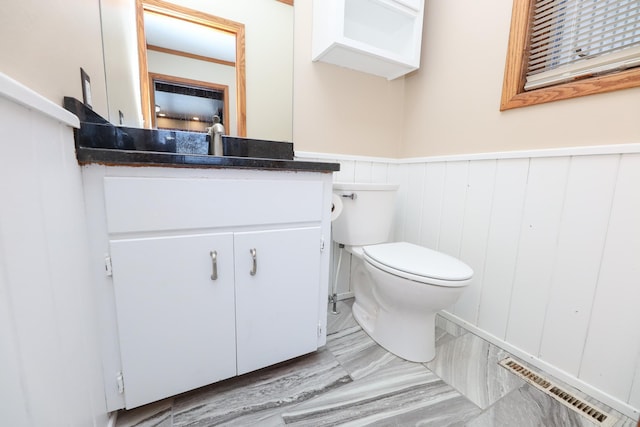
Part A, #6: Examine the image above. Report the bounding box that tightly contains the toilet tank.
[332,182,399,246]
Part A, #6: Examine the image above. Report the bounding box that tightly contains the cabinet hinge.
[104,255,113,277]
[320,237,325,252]
[116,372,125,394]
[317,323,323,338]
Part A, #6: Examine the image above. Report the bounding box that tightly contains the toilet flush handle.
[341,193,357,200]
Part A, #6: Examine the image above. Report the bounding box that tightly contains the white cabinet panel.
[539,155,619,375]
[110,233,237,409]
[506,157,569,356]
[453,160,496,323]
[579,154,640,401]
[104,178,323,234]
[235,227,321,374]
[476,158,529,339]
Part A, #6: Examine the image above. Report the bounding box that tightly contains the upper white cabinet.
[312,0,425,80]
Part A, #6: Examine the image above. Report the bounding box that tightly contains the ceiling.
[144,11,236,63]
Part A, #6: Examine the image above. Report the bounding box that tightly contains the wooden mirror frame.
[136,0,246,135]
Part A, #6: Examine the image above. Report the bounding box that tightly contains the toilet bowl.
[332,183,473,363]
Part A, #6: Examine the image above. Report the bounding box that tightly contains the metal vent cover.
[499,357,617,427]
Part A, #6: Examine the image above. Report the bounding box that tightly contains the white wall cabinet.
[312,0,425,79]
[82,166,333,411]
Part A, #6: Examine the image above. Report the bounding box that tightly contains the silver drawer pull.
[250,248,257,276]
[210,250,218,280]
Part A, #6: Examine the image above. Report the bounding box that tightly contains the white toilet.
[332,182,473,363]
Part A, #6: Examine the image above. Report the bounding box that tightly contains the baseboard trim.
[438,310,640,420]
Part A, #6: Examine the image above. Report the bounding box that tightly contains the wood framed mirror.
[136,0,246,135]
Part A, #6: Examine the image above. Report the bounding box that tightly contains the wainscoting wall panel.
[0,74,108,426]
[538,155,620,377]
[577,153,640,407]
[297,147,640,419]
[453,159,496,323]
[504,157,569,358]
[419,162,446,248]
[475,158,529,338]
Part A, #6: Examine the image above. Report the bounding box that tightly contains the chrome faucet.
[209,115,224,156]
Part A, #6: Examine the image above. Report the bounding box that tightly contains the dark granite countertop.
[64,97,339,173]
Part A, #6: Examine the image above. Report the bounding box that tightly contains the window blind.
[525,0,640,90]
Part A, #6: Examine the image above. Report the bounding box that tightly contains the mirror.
[139,2,244,135]
[100,0,293,141]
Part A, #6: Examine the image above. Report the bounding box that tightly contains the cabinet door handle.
[249,248,257,276]
[210,250,218,280]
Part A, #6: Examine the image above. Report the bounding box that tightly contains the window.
[500,0,640,110]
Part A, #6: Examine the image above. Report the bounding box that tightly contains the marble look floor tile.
[435,326,458,348]
[326,324,413,381]
[281,363,481,426]
[116,398,173,427]
[326,298,358,336]
[425,332,525,409]
[171,348,351,426]
[465,383,597,427]
[435,314,468,338]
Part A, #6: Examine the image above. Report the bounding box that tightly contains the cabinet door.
[234,227,321,375]
[110,233,236,409]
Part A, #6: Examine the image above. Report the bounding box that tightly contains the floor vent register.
[499,357,617,427]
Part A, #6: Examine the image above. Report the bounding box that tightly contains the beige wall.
[292,0,406,158]
[4,0,638,158]
[293,0,640,158]
[401,0,640,157]
[0,0,108,117]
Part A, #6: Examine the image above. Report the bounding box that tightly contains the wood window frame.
[500,0,640,111]
[136,0,246,135]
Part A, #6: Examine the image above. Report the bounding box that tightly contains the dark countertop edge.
[76,147,340,173]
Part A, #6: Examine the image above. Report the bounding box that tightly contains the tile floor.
[116,299,638,427]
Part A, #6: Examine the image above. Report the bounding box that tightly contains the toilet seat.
[363,242,473,287]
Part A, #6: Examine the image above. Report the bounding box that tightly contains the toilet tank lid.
[333,182,399,191]
[363,242,473,282]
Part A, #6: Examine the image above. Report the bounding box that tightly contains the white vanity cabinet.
[84,166,333,410]
[312,0,425,79]
[109,232,237,409]
[234,227,321,375]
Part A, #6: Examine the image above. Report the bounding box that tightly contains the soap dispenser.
[208,115,224,156]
